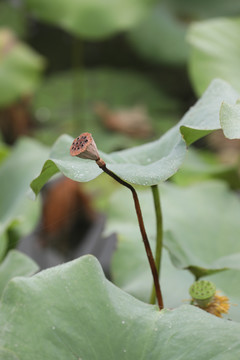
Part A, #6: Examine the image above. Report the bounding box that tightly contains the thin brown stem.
[97,160,164,310]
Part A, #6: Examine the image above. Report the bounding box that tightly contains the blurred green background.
[1,0,240,150]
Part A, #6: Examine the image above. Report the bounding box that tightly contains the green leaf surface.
[187,17,240,95]
[0,138,49,245]
[23,0,153,39]
[220,101,240,139]
[31,79,239,194]
[30,160,59,196]
[0,348,19,360]
[1,255,240,359]
[180,127,212,146]
[106,181,240,320]
[127,4,189,65]
[162,182,240,272]
[0,29,45,107]
[0,250,38,297]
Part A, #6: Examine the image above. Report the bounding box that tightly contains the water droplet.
[121,320,125,325]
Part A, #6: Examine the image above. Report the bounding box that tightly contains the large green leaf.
[220,101,240,139]
[23,0,153,39]
[31,79,239,194]
[0,29,45,107]
[187,17,240,95]
[127,4,189,65]
[0,138,49,250]
[0,250,38,297]
[106,181,240,319]
[1,255,240,359]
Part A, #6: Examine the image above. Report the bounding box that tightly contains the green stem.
[150,185,163,305]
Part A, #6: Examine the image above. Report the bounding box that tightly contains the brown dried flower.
[70,132,100,161]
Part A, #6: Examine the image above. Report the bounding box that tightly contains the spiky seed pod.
[189,280,216,308]
[70,133,100,161]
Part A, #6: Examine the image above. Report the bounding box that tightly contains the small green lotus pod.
[189,280,216,308]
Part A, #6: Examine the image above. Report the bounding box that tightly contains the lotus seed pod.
[70,133,100,161]
[189,280,216,308]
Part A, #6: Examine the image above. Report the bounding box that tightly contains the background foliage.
[1,0,240,358]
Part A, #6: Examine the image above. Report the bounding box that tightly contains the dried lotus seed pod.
[70,132,100,161]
